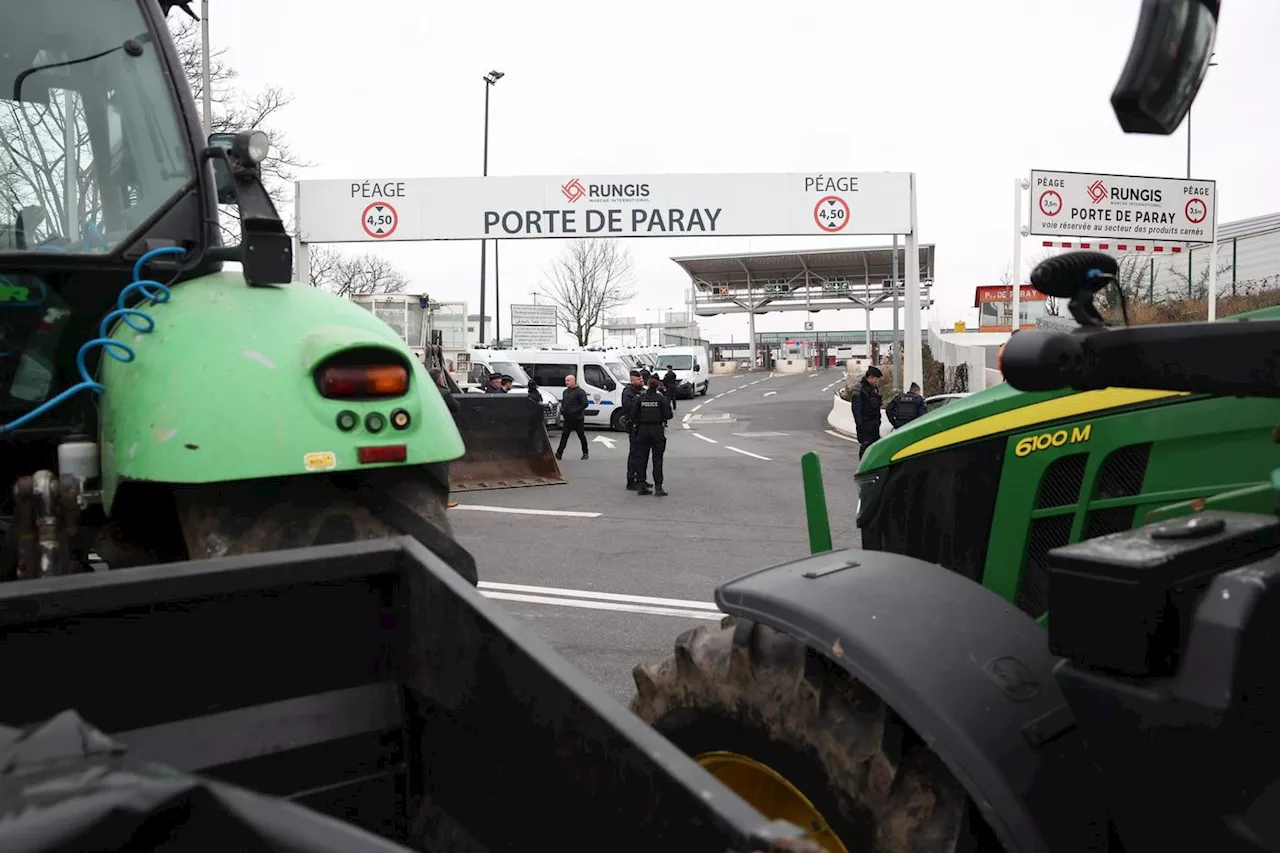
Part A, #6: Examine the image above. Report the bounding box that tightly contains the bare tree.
[308,246,410,297]
[541,239,637,346]
[169,20,309,240]
[1164,256,1235,302]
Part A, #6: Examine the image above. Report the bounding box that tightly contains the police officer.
[886,381,927,429]
[628,377,672,496]
[621,370,650,491]
[850,366,883,459]
[484,373,506,393]
[662,364,679,410]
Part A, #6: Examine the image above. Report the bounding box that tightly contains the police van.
[651,345,710,398]
[504,348,634,431]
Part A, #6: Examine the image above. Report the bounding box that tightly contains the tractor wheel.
[171,464,478,584]
[632,616,998,853]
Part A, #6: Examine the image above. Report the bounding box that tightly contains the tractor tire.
[632,616,999,853]
[171,464,478,584]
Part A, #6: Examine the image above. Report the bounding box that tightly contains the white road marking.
[714,394,724,399]
[762,390,777,397]
[825,429,860,443]
[726,388,737,394]
[682,413,691,422]
[452,505,601,518]
[769,372,775,378]
[690,404,703,412]
[483,591,723,620]
[732,432,789,437]
[693,433,718,444]
[592,435,617,449]
[682,421,690,429]
[725,446,772,461]
[479,581,720,610]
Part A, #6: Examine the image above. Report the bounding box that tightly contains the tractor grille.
[1035,453,1088,509]
[1093,443,1153,499]
[859,436,1005,584]
[1083,506,1138,540]
[1015,514,1074,618]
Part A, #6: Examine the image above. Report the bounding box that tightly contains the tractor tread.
[632,616,980,853]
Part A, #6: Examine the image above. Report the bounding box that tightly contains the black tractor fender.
[715,548,1112,853]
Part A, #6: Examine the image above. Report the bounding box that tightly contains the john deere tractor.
[632,2,1269,852]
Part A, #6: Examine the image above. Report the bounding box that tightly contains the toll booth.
[974,285,1048,332]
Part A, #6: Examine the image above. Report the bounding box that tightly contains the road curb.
[827,393,857,438]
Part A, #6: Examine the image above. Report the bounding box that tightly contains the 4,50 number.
[1015,424,1092,458]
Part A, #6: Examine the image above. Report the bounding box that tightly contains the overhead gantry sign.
[294,171,928,386]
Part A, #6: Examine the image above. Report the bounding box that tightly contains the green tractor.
[0,2,819,851]
[632,2,1257,851]
[853,309,1280,620]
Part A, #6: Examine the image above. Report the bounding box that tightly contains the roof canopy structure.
[671,245,936,316]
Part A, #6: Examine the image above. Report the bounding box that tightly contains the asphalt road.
[449,368,862,704]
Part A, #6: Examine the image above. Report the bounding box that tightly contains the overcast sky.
[211,0,1279,341]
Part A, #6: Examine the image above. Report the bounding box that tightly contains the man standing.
[556,374,590,461]
[484,373,506,393]
[628,377,672,496]
[430,368,461,508]
[500,374,514,393]
[662,364,679,410]
[887,381,927,430]
[850,366,883,459]
[621,370,650,491]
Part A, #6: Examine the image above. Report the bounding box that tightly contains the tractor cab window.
[0,1,194,255]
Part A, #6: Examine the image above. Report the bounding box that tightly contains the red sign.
[973,285,1046,308]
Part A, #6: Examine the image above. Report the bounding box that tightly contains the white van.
[506,348,634,431]
[653,346,710,397]
[455,350,560,428]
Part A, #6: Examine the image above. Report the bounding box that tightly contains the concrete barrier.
[711,361,738,375]
[775,359,808,374]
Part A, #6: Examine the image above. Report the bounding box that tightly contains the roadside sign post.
[510,304,558,348]
[295,172,927,387]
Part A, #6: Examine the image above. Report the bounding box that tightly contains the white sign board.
[295,173,913,243]
[1029,170,1216,243]
[511,325,558,348]
[510,304,557,327]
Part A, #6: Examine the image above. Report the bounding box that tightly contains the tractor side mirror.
[1111,0,1219,134]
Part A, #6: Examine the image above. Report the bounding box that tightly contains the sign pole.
[903,173,922,389]
[1012,177,1023,332]
[294,180,310,284]
[892,233,901,387]
[1208,200,1219,321]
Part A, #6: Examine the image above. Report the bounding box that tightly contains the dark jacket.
[484,383,505,394]
[850,379,883,441]
[628,388,672,426]
[886,391,926,429]
[662,370,679,394]
[560,386,589,419]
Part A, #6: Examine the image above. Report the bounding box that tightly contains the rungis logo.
[561,178,587,203]
[1086,179,1107,204]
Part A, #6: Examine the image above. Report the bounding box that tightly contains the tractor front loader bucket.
[449,393,566,492]
[0,539,816,852]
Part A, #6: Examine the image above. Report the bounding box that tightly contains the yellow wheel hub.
[696,750,850,853]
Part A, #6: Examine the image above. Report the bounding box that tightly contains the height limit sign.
[813,196,849,233]
[362,202,398,239]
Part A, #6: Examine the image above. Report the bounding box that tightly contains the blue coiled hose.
[0,246,187,435]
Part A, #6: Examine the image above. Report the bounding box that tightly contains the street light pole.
[200,0,212,132]
[478,70,503,346]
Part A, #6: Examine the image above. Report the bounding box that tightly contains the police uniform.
[629,385,672,496]
[620,372,648,489]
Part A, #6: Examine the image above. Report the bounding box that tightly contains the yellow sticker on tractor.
[304,451,337,471]
[1014,424,1092,458]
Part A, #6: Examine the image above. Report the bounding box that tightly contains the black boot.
[581,451,589,460]
[636,486,653,496]
[654,486,668,497]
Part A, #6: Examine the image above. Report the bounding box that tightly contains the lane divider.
[824,429,859,443]
[725,446,772,461]
[693,433,718,444]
